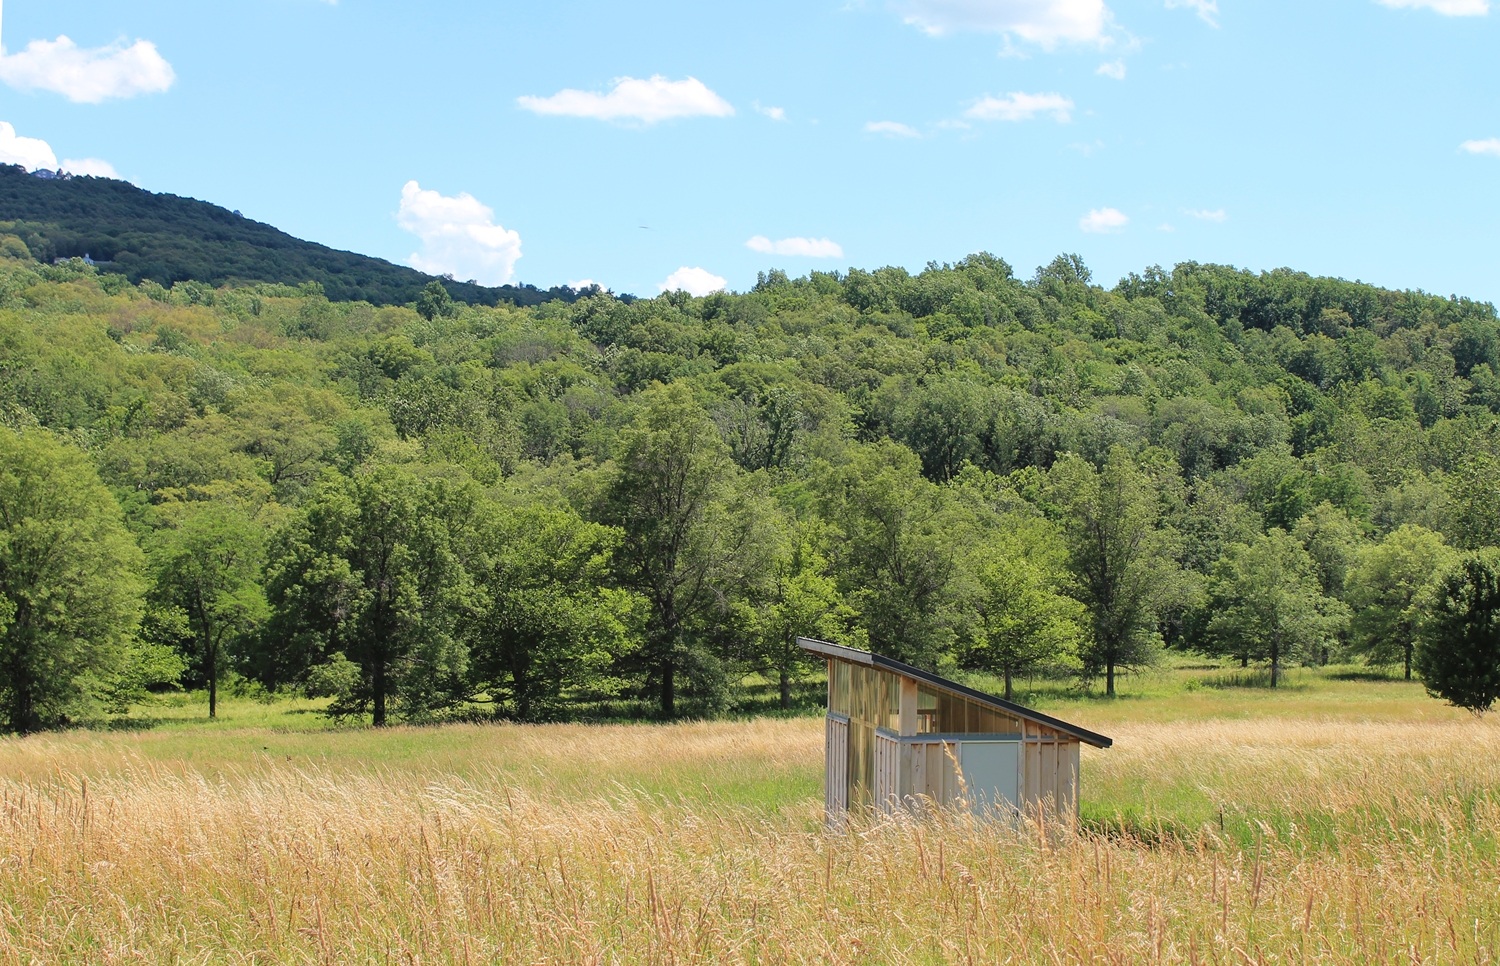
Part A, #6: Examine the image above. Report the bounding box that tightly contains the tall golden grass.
[3,716,1500,964]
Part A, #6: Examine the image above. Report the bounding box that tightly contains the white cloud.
[61,157,118,178]
[1461,138,1500,156]
[517,75,733,124]
[754,102,787,121]
[965,91,1074,122]
[1165,0,1220,25]
[1080,207,1128,233]
[1096,59,1126,79]
[658,266,727,297]
[1187,208,1227,222]
[0,121,56,170]
[1376,0,1488,13]
[397,181,523,286]
[865,120,921,137]
[896,0,1113,47]
[0,36,174,103]
[746,236,844,258]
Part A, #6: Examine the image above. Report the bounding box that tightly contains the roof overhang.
[799,637,1113,749]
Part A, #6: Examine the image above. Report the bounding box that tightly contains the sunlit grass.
[1,668,1494,963]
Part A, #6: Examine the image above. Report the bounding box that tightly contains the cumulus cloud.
[1080,207,1128,233]
[746,236,844,258]
[1187,208,1227,222]
[754,102,787,121]
[1376,0,1488,13]
[1165,0,1220,25]
[517,75,733,124]
[1461,138,1500,156]
[0,36,174,103]
[865,120,921,137]
[658,266,727,297]
[1096,60,1126,79]
[896,0,1113,47]
[62,157,119,178]
[0,121,56,170]
[965,91,1074,122]
[397,181,523,286]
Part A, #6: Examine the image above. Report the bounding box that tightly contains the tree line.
[6,255,1500,733]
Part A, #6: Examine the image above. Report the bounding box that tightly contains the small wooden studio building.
[801,638,1112,821]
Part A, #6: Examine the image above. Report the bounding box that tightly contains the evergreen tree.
[1415,551,1500,714]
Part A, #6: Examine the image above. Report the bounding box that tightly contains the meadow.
[2,667,1498,965]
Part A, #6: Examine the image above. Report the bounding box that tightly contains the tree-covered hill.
[0,165,593,307]
[5,251,1500,731]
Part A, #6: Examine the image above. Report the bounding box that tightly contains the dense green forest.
[0,165,596,307]
[5,248,1500,732]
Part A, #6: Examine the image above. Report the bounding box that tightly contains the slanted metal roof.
[798,637,1113,749]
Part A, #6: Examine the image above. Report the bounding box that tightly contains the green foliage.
[148,499,269,718]
[4,242,1500,726]
[590,384,775,716]
[465,503,635,721]
[1048,448,1188,695]
[262,467,479,725]
[1346,525,1458,679]
[1205,530,1350,686]
[745,521,860,709]
[1415,551,1500,714]
[818,441,971,669]
[962,536,1084,700]
[0,427,149,732]
[0,165,593,307]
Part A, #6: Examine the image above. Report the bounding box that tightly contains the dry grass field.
[3,671,1499,964]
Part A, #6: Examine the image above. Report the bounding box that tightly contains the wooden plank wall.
[1019,719,1080,817]
[874,731,900,815]
[825,715,849,825]
[902,739,961,808]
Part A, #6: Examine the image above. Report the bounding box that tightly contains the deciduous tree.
[1205,530,1349,687]
[0,428,147,733]
[1346,525,1457,679]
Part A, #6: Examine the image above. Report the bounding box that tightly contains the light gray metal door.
[958,741,1020,815]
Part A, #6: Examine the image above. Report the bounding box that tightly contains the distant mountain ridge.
[0,165,602,307]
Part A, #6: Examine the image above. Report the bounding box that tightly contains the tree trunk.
[373,661,387,727]
[1004,667,1014,702]
[1405,644,1413,681]
[1241,653,1249,668]
[1106,661,1116,697]
[779,669,791,710]
[207,626,218,720]
[5,624,38,734]
[1270,634,1280,688]
[660,662,675,718]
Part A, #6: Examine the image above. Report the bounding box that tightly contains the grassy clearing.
[1,668,1496,964]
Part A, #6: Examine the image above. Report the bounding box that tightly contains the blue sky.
[2,0,1499,301]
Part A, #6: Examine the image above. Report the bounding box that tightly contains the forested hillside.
[4,251,1500,731]
[0,165,592,307]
